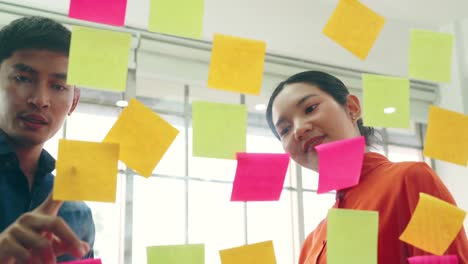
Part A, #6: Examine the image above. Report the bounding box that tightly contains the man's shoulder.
[58,201,93,217]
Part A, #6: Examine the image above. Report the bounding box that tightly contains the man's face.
[0,49,79,147]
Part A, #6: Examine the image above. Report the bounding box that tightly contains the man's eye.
[305,104,318,114]
[14,75,31,83]
[52,84,67,91]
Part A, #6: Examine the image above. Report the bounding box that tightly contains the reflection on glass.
[303,192,335,236]
[247,190,298,264]
[132,177,185,264]
[388,145,422,162]
[188,181,245,264]
[64,105,122,263]
[188,128,238,181]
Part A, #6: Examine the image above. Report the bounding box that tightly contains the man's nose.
[27,84,50,109]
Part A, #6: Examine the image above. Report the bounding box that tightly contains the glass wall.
[43,91,429,264]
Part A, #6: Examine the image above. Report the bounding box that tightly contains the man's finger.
[10,223,50,250]
[0,237,30,263]
[35,192,63,216]
[27,216,87,258]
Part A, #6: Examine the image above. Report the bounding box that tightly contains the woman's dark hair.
[0,16,71,64]
[266,70,376,146]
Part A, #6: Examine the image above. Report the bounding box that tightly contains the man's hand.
[0,193,90,264]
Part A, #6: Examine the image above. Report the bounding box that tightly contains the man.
[0,16,95,263]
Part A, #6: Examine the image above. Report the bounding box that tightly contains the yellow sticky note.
[362,74,410,128]
[67,26,131,91]
[409,29,454,83]
[54,139,119,202]
[399,193,466,255]
[219,241,276,264]
[148,0,204,39]
[423,105,468,166]
[104,98,179,177]
[323,0,385,60]
[208,33,266,95]
[192,101,247,160]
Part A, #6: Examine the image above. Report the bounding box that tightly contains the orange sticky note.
[399,193,467,255]
[54,139,119,202]
[103,98,179,177]
[219,241,276,264]
[323,0,385,60]
[423,105,468,166]
[208,33,266,95]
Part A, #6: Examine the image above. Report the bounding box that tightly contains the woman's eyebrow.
[296,94,318,107]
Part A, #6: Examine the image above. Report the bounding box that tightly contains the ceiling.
[2,0,467,30]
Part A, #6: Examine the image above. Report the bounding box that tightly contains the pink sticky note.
[408,255,458,264]
[231,153,290,201]
[69,0,127,26]
[59,259,102,264]
[315,136,365,194]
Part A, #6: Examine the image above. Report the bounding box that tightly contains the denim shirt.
[0,134,95,262]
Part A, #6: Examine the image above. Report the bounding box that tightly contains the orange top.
[299,152,468,264]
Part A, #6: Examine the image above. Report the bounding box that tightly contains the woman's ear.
[346,94,362,121]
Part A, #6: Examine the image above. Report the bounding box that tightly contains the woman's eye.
[305,104,318,114]
[280,127,290,136]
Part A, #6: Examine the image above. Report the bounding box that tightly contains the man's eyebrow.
[51,73,67,81]
[12,63,36,74]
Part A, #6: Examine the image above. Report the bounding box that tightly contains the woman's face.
[271,82,362,171]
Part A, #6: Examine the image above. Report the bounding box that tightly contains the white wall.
[436,19,468,229]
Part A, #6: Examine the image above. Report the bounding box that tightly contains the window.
[64,104,123,263]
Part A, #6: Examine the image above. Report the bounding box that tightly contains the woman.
[266,71,468,263]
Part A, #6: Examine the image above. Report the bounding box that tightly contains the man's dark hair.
[0,16,71,64]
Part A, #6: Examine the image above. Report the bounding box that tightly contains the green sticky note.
[147,244,204,264]
[328,209,379,264]
[408,29,454,83]
[192,101,247,159]
[67,26,131,92]
[149,0,204,39]
[362,74,410,128]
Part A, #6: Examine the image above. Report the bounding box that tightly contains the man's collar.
[0,131,56,174]
[0,132,13,155]
[37,149,56,175]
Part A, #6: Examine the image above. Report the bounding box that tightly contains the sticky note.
[69,0,127,26]
[148,0,204,39]
[409,29,454,83]
[104,98,179,177]
[219,241,276,264]
[315,136,365,194]
[147,244,204,264]
[231,153,289,201]
[408,255,458,264]
[54,139,119,202]
[327,209,379,264]
[192,101,246,159]
[67,26,131,92]
[323,0,385,60]
[362,74,410,128]
[208,34,266,95]
[423,105,468,166]
[59,259,103,264]
[399,193,467,255]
